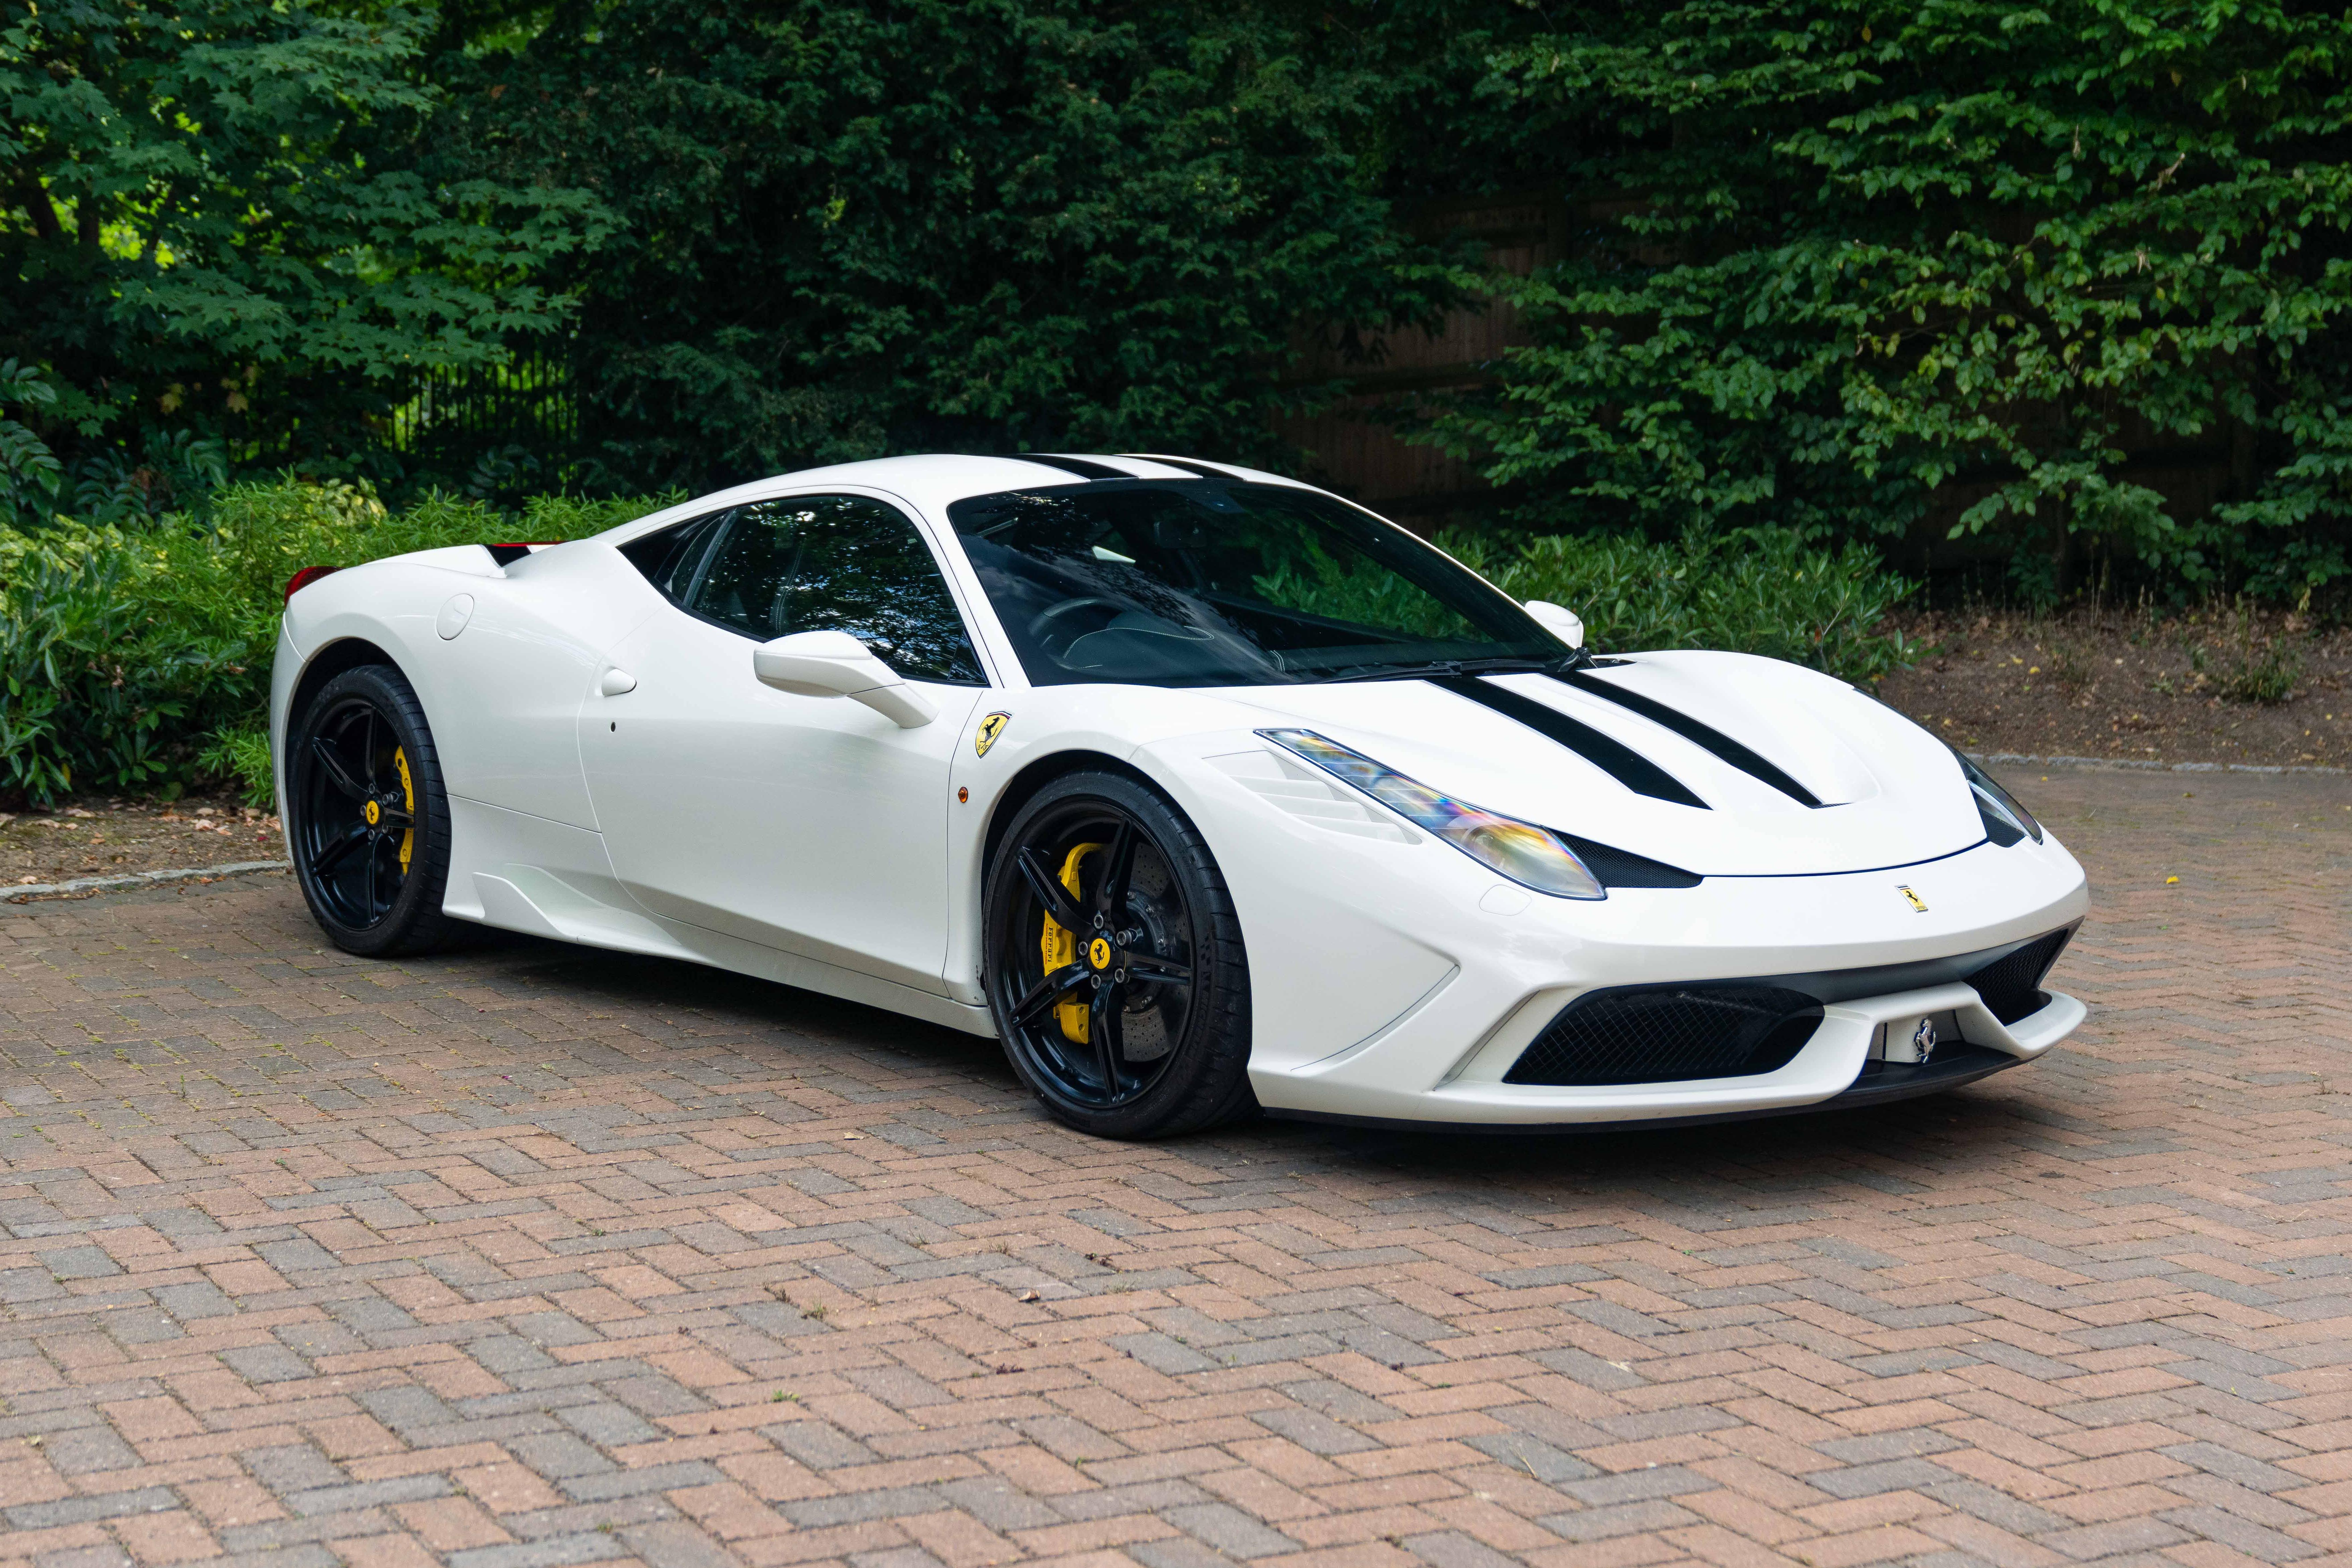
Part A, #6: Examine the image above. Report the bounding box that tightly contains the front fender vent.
[1506,985,1823,1086]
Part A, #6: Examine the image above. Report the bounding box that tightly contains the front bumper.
[1234,847,2089,1126]
[1298,982,2082,1129]
[1147,730,2092,1130]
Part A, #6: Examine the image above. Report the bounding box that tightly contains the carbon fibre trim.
[1010,453,1132,479]
[1115,455,1229,480]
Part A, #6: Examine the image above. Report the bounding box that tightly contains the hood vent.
[1551,671,1823,808]
[1434,677,1708,809]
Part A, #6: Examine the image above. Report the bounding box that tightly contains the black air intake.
[1963,928,2073,1024]
[1506,985,1823,1087]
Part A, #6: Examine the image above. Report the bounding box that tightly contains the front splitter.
[1262,1043,2025,1136]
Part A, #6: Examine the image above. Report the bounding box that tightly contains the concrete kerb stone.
[3,859,291,903]
[1972,751,2349,775]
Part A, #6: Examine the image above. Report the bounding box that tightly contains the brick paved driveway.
[2,765,2348,1568]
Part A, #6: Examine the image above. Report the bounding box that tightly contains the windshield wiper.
[1317,654,1575,684]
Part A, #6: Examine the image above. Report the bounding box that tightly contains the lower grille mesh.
[1504,925,2075,1089]
[1963,928,2073,1024]
[1506,986,1823,1087]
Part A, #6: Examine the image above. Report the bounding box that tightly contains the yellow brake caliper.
[393,746,416,874]
[1039,842,1102,1044]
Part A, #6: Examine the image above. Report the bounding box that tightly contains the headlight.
[1956,750,2043,845]
[1261,729,1605,899]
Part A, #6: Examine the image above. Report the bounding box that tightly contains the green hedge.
[1421,0,2352,606]
[1443,527,1918,685]
[0,485,669,808]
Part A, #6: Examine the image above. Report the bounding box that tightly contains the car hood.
[1204,652,1984,877]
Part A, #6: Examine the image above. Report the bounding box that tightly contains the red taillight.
[284,565,341,604]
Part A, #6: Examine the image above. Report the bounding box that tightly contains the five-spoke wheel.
[287,664,459,956]
[985,771,1253,1138]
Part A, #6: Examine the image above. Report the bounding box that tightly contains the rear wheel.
[983,771,1254,1138]
[288,665,462,957]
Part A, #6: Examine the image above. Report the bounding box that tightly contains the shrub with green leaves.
[1443,527,1918,685]
[0,524,232,801]
[0,484,670,807]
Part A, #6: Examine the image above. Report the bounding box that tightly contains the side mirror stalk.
[1523,599,1585,651]
[752,631,938,728]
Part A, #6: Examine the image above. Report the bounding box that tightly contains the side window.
[685,495,986,685]
[619,509,728,603]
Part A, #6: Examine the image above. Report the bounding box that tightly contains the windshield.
[946,482,1561,687]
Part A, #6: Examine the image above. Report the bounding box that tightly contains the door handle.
[600,668,637,696]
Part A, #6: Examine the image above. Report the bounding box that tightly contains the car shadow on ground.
[446,924,2071,1199]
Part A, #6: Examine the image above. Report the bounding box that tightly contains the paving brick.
[0,767,2347,1568]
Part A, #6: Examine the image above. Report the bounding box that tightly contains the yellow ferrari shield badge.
[975,711,1010,757]
[1089,935,1113,970]
[1897,884,1927,914]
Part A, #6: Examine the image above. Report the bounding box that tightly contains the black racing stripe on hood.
[1433,677,1709,809]
[1551,670,1824,808]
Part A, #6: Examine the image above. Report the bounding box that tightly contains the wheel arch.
[277,636,408,808]
[979,747,1169,878]
[972,743,1257,1137]
[287,636,407,733]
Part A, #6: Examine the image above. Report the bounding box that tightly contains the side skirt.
[445,797,996,1039]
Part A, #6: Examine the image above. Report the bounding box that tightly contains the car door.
[581,491,989,993]
[417,541,662,830]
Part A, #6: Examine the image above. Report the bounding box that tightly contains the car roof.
[595,453,1314,544]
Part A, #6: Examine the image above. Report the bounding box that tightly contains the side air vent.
[1963,927,2073,1024]
[1506,985,1823,1086]
[1208,750,1416,843]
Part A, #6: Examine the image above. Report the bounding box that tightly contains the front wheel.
[287,664,463,957]
[983,771,1254,1139]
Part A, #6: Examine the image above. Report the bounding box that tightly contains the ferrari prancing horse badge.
[975,711,1011,757]
[1897,884,1927,913]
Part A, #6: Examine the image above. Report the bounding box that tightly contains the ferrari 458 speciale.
[272,454,2087,1137]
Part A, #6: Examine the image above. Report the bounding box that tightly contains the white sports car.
[271,453,2088,1138]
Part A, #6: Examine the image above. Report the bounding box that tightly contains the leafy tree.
[442,0,1458,493]
[0,0,608,501]
[0,358,62,528]
[1423,0,2352,603]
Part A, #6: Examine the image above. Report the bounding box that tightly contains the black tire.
[983,770,1254,1139]
[286,664,463,957]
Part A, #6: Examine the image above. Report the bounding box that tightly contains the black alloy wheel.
[288,664,461,956]
[984,771,1254,1139]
